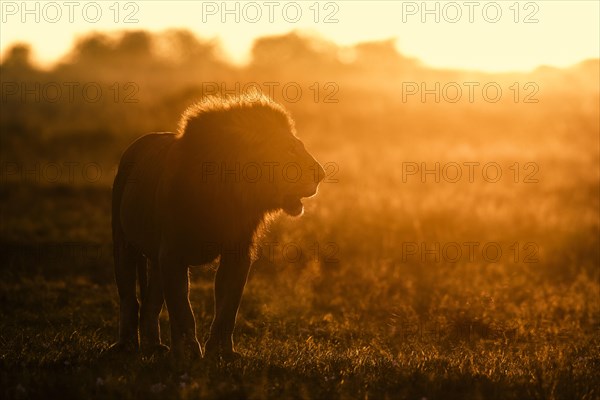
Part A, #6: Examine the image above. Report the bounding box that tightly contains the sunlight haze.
[1,0,598,71]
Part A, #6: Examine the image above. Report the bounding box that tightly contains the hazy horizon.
[1,0,598,72]
[3,27,599,75]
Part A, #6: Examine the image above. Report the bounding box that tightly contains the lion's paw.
[141,342,170,357]
[169,339,202,366]
[204,342,242,362]
[104,340,139,355]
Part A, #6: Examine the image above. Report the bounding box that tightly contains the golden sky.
[1,0,598,72]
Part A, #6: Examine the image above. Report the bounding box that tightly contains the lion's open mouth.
[283,195,304,216]
[282,184,320,216]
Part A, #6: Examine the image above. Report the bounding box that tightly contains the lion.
[109,93,325,361]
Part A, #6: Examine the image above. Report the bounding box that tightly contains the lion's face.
[258,133,325,217]
[279,137,325,216]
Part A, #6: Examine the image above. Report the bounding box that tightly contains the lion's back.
[113,133,177,255]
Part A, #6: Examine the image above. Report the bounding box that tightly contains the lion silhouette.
[110,93,325,361]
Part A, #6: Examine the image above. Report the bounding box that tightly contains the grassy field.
[1,134,598,399]
[1,31,599,399]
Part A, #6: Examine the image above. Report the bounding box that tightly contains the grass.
[1,269,597,400]
[0,166,598,399]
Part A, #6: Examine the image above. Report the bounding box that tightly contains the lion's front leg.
[159,249,201,362]
[205,252,251,358]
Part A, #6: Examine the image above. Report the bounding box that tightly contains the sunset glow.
[1,1,598,71]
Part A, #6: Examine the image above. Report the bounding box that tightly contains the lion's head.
[176,93,325,218]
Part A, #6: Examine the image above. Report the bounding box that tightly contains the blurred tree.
[249,32,339,77]
[69,33,113,64]
[353,39,419,78]
[1,44,34,72]
[161,29,219,64]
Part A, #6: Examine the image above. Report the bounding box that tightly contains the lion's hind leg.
[140,258,169,355]
[108,233,143,353]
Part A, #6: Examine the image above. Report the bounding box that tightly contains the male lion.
[110,93,325,361]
